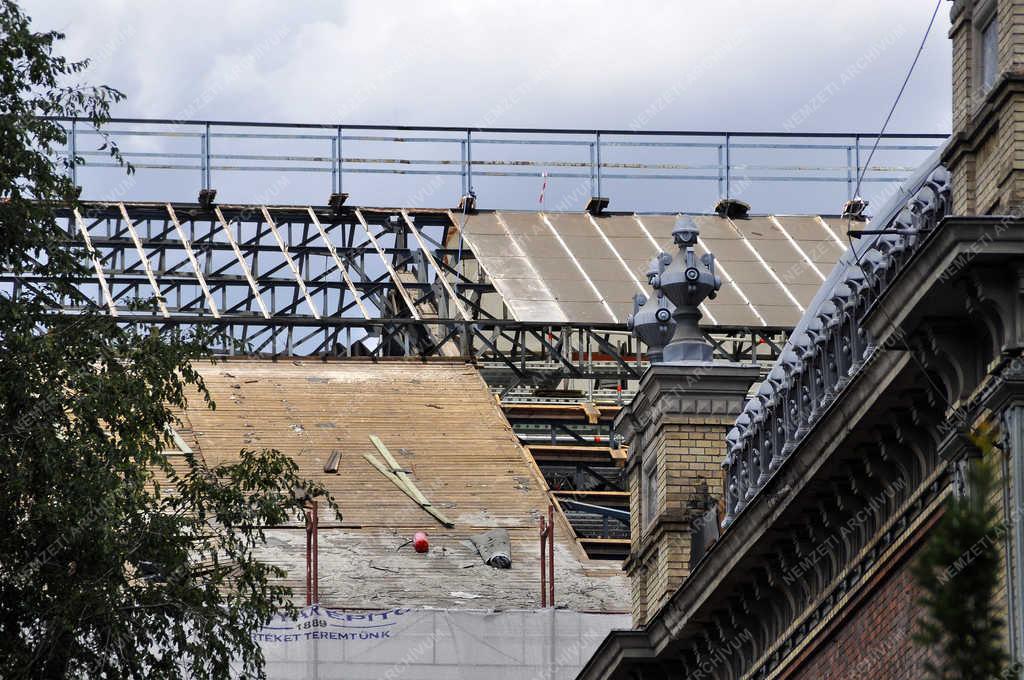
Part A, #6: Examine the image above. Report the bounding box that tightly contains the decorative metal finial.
[626,253,675,362]
[658,216,721,363]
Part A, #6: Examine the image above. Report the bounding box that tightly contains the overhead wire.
[841,0,962,426]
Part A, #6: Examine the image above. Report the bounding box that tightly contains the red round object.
[413,532,429,553]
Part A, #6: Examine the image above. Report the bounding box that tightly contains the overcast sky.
[22,1,954,211]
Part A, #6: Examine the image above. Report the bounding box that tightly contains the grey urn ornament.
[659,216,721,363]
[626,253,676,362]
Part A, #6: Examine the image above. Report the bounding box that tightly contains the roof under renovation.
[172,359,628,611]
[460,211,849,326]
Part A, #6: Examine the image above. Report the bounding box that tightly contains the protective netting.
[257,606,630,680]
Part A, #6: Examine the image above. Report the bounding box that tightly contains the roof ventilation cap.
[714,198,750,219]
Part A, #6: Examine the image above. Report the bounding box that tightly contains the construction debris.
[469,528,512,569]
[364,435,454,527]
[323,451,341,474]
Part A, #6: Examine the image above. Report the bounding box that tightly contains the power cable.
[841,0,965,427]
[853,0,944,200]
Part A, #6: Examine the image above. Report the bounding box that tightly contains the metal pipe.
[312,500,319,604]
[305,505,312,606]
[539,513,547,607]
[42,115,949,139]
[547,505,554,607]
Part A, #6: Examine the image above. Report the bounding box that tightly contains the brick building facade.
[578,1,1024,678]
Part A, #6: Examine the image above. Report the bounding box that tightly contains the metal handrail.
[47,116,948,210]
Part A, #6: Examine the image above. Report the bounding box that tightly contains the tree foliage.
[0,2,337,677]
[912,425,1018,680]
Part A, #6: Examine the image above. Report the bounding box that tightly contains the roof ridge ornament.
[626,253,676,363]
[658,216,722,363]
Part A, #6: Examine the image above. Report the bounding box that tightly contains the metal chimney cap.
[672,216,700,247]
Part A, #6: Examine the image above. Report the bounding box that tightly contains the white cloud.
[26,0,951,133]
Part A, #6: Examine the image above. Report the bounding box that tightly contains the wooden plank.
[527,444,626,466]
[73,208,117,316]
[400,209,470,320]
[553,490,629,509]
[354,209,421,320]
[166,203,220,318]
[167,426,193,454]
[581,401,601,425]
[552,490,629,498]
[323,451,341,474]
[213,207,271,319]
[370,434,430,507]
[502,402,620,423]
[306,207,371,320]
[260,206,320,319]
[117,202,169,317]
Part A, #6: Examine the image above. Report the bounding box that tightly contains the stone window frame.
[641,449,658,531]
[973,0,999,102]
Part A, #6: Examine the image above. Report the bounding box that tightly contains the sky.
[22,1,954,213]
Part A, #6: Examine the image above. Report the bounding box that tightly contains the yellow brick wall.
[627,415,733,625]
[952,5,975,137]
[949,0,1024,214]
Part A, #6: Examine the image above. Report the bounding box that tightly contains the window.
[981,15,998,93]
[642,454,658,529]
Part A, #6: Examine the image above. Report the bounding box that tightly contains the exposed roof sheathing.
[461,211,849,328]
[176,359,627,611]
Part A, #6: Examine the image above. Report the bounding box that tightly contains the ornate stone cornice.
[720,163,951,527]
[617,363,757,475]
[580,161,999,680]
[942,73,1024,170]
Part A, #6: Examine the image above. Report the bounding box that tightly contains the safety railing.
[50,117,947,213]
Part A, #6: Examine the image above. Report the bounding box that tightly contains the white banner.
[256,606,630,680]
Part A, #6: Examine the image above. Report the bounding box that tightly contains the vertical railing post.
[854,135,861,195]
[460,140,467,196]
[331,136,338,194]
[717,144,724,200]
[201,122,212,191]
[724,133,732,200]
[847,146,854,200]
[595,131,603,198]
[589,142,596,197]
[466,129,474,195]
[337,126,344,193]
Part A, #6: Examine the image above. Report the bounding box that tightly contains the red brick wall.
[785,551,937,680]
